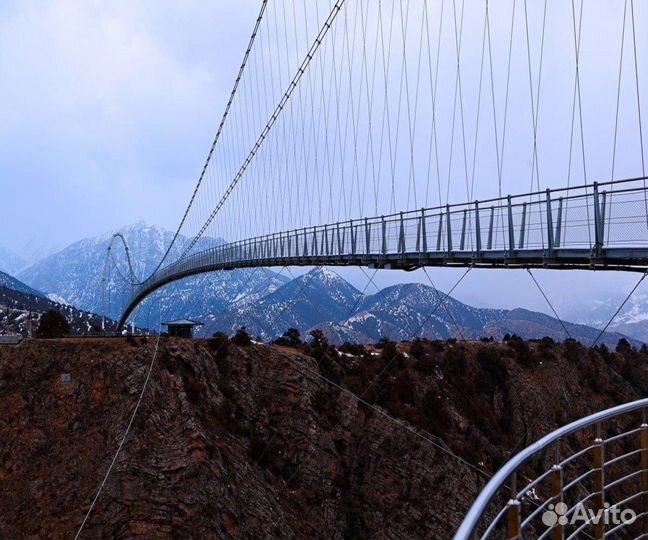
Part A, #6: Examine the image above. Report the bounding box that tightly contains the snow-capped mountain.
[0,245,27,275]
[0,270,41,297]
[20,235,65,267]
[315,283,507,343]
[0,280,115,336]
[14,222,639,346]
[206,268,632,347]
[17,222,288,330]
[207,267,363,338]
[570,290,648,343]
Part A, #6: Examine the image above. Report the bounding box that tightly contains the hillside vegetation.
[0,335,646,539]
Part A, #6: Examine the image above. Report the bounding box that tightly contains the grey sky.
[1,1,646,316]
[1,0,257,252]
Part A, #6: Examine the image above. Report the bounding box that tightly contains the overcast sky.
[0,0,258,253]
[1,0,646,315]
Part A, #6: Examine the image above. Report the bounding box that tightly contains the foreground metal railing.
[454,398,648,540]
[118,177,648,327]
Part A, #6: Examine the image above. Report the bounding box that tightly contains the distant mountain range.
[0,268,40,296]
[16,222,288,330]
[0,246,27,275]
[0,270,113,336]
[577,288,648,343]
[207,268,633,347]
[1,222,641,347]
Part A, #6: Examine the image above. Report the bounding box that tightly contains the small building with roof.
[162,319,204,338]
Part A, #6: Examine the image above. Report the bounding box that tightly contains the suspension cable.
[73,331,162,539]
[181,0,346,259]
[526,268,572,340]
[140,0,270,281]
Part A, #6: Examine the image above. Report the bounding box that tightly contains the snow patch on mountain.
[17,223,287,331]
[47,293,70,306]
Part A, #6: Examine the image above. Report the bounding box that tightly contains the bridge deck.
[118,178,648,328]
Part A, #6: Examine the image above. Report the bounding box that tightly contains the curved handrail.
[454,397,648,540]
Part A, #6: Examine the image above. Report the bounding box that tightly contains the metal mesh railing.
[454,398,648,540]
[118,177,648,327]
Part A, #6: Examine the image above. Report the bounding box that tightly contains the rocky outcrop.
[1,336,646,539]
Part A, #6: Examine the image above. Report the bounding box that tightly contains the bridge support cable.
[608,0,629,249]
[589,270,647,348]
[142,0,270,279]
[106,233,140,285]
[463,2,490,252]
[564,0,592,250]
[526,268,573,341]
[522,0,548,250]
[629,0,646,180]
[251,264,490,481]
[421,0,443,210]
[508,270,648,459]
[361,267,472,398]
[181,0,346,259]
[74,331,162,540]
[628,0,648,240]
[421,267,467,341]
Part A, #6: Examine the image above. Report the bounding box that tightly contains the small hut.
[162,319,203,338]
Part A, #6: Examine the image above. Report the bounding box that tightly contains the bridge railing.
[453,398,648,540]
[163,177,646,270]
[123,177,648,323]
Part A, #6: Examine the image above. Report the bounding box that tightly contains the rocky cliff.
[1,336,647,539]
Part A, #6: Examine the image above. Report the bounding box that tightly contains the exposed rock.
[0,337,646,539]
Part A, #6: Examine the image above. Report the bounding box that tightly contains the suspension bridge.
[105,0,648,330]
[100,0,648,537]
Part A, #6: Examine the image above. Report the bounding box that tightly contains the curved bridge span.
[119,178,648,327]
[118,178,648,328]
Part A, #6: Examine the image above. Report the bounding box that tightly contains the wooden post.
[507,474,521,540]
[641,415,648,534]
[551,465,565,540]
[593,424,605,540]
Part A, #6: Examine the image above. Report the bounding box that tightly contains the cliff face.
[1,337,647,539]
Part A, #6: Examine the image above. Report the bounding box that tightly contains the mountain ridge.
[11,223,642,347]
